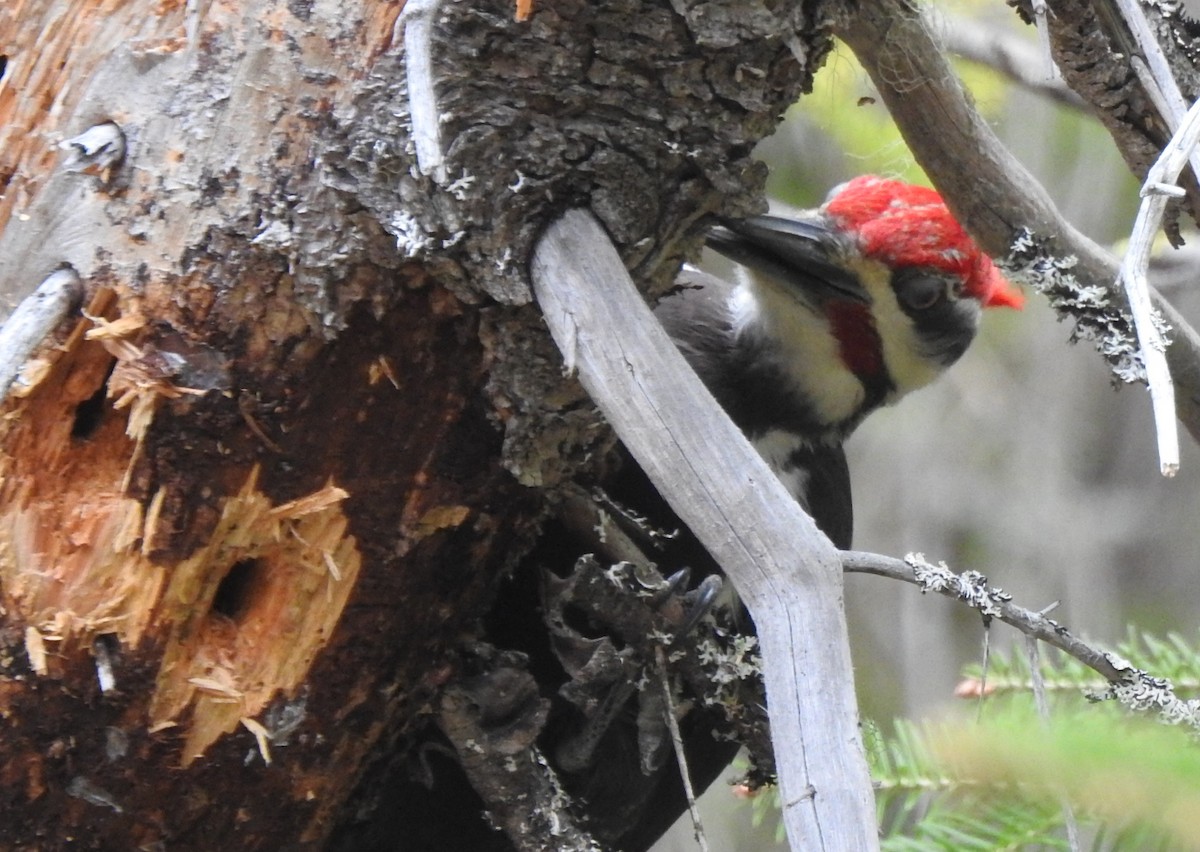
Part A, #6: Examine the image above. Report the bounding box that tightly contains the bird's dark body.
[656,266,855,548]
[568,185,1022,848]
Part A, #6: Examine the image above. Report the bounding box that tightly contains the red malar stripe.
[824,300,884,381]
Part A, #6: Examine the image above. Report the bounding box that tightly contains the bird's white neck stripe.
[728,280,868,427]
[751,429,812,502]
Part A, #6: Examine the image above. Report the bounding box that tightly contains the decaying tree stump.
[0,0,833,847]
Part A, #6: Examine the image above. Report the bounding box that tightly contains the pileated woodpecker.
[658,175,1023,547]
[528,177,1027,852]
[417,177,1025,852]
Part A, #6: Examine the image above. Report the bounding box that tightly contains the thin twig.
[1030,0,1060,82]
[845,550,1118,675]
[1024,632,1081,851]
[1114,95,1200,476]
[655,646,709,852]
[977,623,991,723]
[1026,632,1050,718]
[843,551,1200,732]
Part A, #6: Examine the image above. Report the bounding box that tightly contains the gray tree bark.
[0,0,841,848]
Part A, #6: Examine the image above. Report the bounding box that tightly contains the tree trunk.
[0,0,830,847]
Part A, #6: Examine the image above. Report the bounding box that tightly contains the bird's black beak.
[706,216,871,305]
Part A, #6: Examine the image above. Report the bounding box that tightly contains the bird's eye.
[893,270,947,312]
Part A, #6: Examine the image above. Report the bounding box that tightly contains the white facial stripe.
[844,258,943,400]
[730,275,866,426]
[728,276,760,338]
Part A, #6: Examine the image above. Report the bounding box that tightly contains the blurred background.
[656,1,1200,847]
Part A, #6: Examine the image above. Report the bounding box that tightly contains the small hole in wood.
[211,559,265,622]
[93,632,120,654]
[0,56,7,82]
[71,360,116,441]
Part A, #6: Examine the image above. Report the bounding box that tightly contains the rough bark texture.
[0,0,831,848]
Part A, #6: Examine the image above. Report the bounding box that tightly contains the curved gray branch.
[939,10,1084,109]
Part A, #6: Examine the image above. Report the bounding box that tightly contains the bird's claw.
[674,574,723,641]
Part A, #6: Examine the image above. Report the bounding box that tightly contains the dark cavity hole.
[0,56,7,82]
[93,632,120,655]
[211,559,265,621]
[71,360,117,441]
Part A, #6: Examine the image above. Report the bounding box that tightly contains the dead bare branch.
[1116,97,1200,475]
[843,551,1200,732]
[0,266,82,403]
[938,10,1083,109]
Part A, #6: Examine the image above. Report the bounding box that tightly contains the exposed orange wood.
[0,289,166,651]
[0,283,367,771]
[0,1,555,843]
[148,467,361,765]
